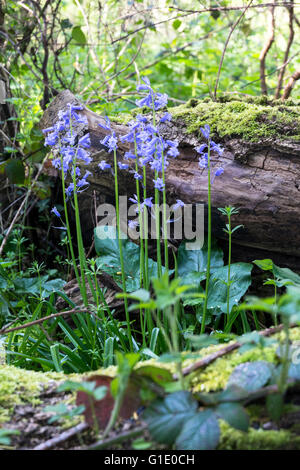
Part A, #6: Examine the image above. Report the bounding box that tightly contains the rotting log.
[40,90,300,270]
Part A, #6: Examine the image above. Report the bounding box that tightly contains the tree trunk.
[40,90,300,271]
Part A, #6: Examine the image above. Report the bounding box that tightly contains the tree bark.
[40,90,300,271]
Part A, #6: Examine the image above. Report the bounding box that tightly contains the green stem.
[113,148,133,351]
[226,212,232,326]
[201,141,211,334]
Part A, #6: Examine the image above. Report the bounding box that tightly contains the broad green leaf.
[143,391,198,445]
[253,259,273,271]
[207,263,253,313]
[215,402,249,432]
[227,361,272,392]
[71,26,86,45]
[177,238,223,285]
[254,259,300,286]
[5,159,25,184]
[95,226,170,292]
[175,410,220,450]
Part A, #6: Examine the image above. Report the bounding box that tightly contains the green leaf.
[135,365,173,384]
[71,26,86,45]
[207,263,253,313]
[143,391,198,445]
[175,410,220,450]
[215,403,249,432]
[5,159,25,184]
[254,259,300,286]
[227,361,272,392]
[172,19,182,30]
[253,259,273,271]
[177,238,223,285]
[95,226,171,292]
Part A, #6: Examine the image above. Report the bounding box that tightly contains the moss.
[169,98,300,142]
[190,327,300,393]
[110,94,300,142]
[2,327,300,449]
[218,421,300,450]
[0,365,79,423]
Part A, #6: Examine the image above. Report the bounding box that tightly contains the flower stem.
[113,148,133,352]
[201,141,211,334]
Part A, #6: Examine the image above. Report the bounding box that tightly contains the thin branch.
[178,323,297,378]
[213,0,254,100]
[275,0,295,98]
[33,422,88,451]
[259,0,276,95]
[0,158,46,257]
[0,308,92,335]
[282,68,300,98]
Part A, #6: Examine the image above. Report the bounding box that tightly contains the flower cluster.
[43,104,92,202]
[98,78,181,221]
[195,124,224,182]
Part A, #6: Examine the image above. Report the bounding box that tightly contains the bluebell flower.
[134,172,143,181]
[143,197,153,208]
[160,112,172,123]
[118,162,129,170]
[124,151,136,160]
[199,154,208,169]
[77,178,90,190]
[210,141,224,156]
[101,132,118,152]
[98,116,111,131]
[98,160,111,170]
[200,124,211,140]
[173,199,185,211]
[78,133,91,148]
[65,183,74,197]
[195,143,207,154]
[211,167,224,184]
[154,177,165,191]
[44,131,59,147]
[167,146,179,158]
[128,219,139,229]
[51,206,61,217]
[77,147,92,165]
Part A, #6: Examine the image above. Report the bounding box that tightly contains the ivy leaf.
[143,391,198,445]
[227,361,273,392]
[215,402,249,432]
[207,263,253,313]
[177,238,223,285]
[175,410,220,450]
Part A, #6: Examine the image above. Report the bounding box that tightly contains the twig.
[33,422,88,450]
[179,323,297,378]
[213,0,254,100]
[0,308,91,335]
[282,68,300,98]
[275,0,294,98]
[87,425,147,450]
[259,0,276,95]
[0,158,46,257]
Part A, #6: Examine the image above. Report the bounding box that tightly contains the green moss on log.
[170,97,300,142]
[111,94,300,142]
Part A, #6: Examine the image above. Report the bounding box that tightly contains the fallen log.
[40,90,300,270]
